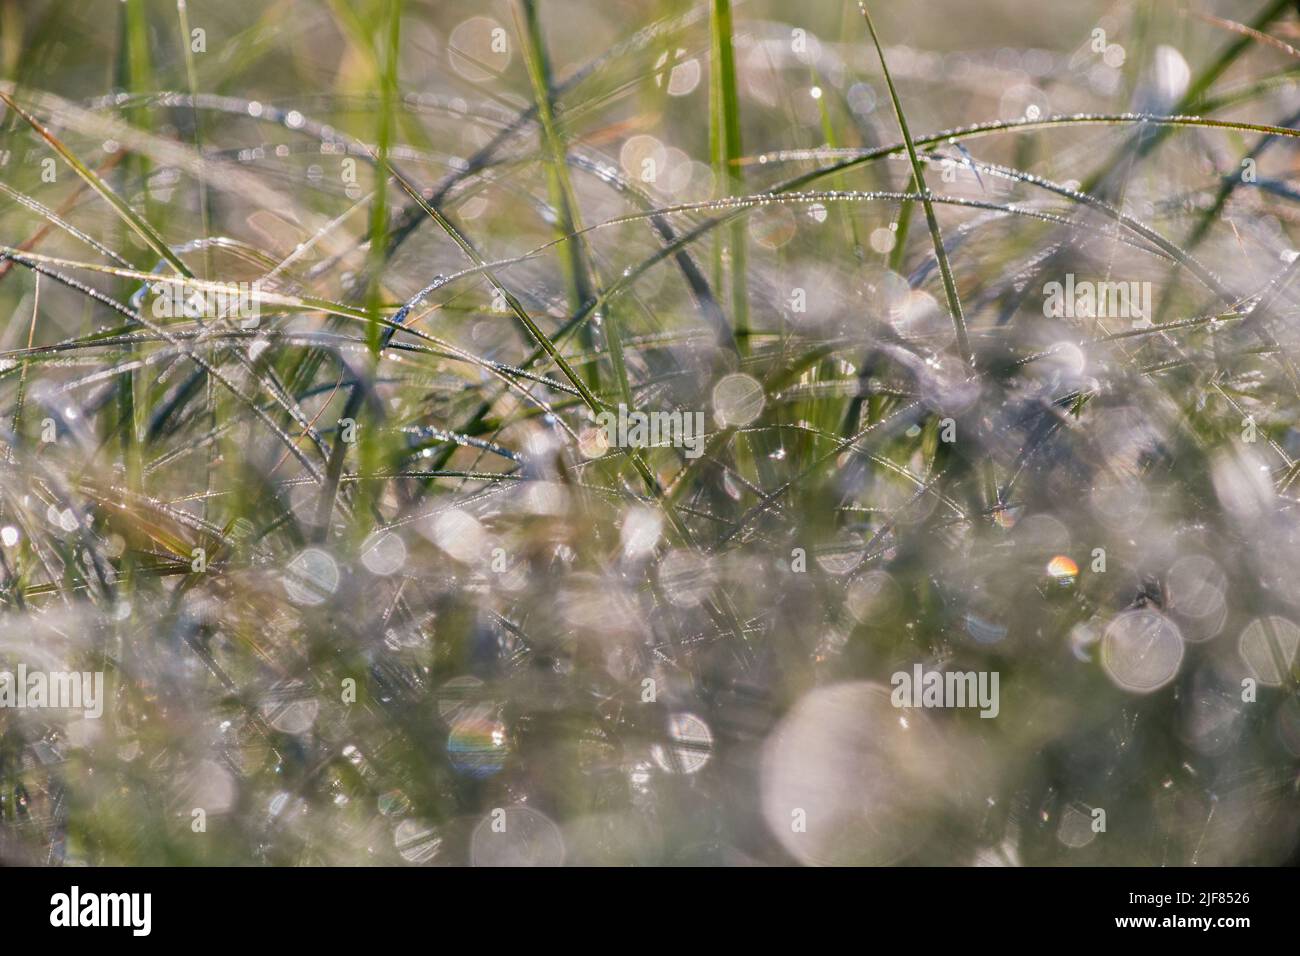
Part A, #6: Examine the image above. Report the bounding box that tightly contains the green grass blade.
[857,2,970,369]
[515,0,605,393]
[0,90,191,278]
[710,0,747,352]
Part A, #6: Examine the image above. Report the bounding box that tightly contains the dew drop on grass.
[666,57,701,96]
[712,373,765,427]
[815,532,865,575]
[447,713,510,778]
[283,548,339,606]
[1043,341,1086,378]
[619,134,666,183]
[869,227,896,253]
[471,806,565,867]
[261,696,319,735]
[359,530,406,576]
[658,549,713,607]
[1238,616,1300,687]
[1101,609,1184,693]
[393,819,442,863]
[722,469,743,500]
[1046,555,1078,584]
[436,676,486,723]
[1149,45,1191,106]
[1166,555,1227,641]
[650,713,713,774]
[847,81,876,115]
[762,682,948,866]
[620,507,662,560]
[577,425,609,459]
[1056,803,1098,848]
[448,17,511,82]
[428,508,485,563]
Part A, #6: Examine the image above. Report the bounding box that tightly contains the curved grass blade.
[0,90,191,278]
[857,2,970,369]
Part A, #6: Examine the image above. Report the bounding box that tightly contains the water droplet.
[651,713,713,774]
[712,373,765,427]
[471,806,564,866]
[283,548,340,606]
[360,530,407,576]
[1102,609,1184,692]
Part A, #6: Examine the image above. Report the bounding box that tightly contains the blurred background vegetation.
[0,0,1298,865]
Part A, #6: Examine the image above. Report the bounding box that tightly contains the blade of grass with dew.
[857,2,969,370]
[858,1,995,514]
[1082,0,1294,197]
[317,114,1296,528]
[353,0,403,528]
[710,0,747,353]
[176,0,220,527]
[0,92,190,278]
[812,65,865,265]
[115,0,160,638]
[516,0,606,395]
[365,0,402,355]
[379,161,753,650]
[381,160,673,489]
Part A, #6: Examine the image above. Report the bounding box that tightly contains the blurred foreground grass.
[0,0,1298,865]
